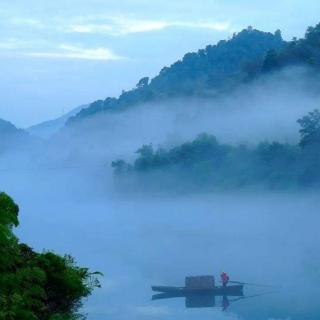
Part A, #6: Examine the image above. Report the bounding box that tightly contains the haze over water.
[3,167,319,320]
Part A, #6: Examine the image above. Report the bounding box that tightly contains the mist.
[1,66,320,319]
[53,67,320,163]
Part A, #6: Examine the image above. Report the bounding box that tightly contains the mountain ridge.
[28,104,87,139]
[67,22,320,127]
[67,27,284,125]
[0,118,36,154]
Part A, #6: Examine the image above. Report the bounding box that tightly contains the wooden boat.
[151,284,243,297]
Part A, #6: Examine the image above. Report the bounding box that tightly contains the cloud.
[0,39,23,50]
[68,16,231,36]
[25,44,124,61]
[10,18,44,28]
[2,12,231,37]
[178,21,231,31]
[70,24,114,33]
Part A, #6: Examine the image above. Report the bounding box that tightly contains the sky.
[1,0,320,127]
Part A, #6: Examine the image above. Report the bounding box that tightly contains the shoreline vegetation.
[0,193,101,320]
[112,110,320,192]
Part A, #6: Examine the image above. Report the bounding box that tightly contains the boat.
[151,284,244,297]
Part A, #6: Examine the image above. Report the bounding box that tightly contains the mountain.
[0,118,35,154]
[67,22,320,127]
[67,27,284,125]
[0,118,23,135]
[28,105,87,139]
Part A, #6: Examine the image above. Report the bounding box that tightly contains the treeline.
[262,23,320,72]
[68,27,284,124]
[112,110,320,191]
[69,22,320,125]
[0,193,100,320]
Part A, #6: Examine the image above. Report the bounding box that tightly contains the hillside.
[67,22,320,127]
[0,118,35,153]
[0,118,23,135]
[67,27,284,124]
[28,104,87,139]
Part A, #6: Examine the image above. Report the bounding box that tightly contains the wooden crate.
[185,276,215,289]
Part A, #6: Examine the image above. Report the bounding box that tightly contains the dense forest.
[112,110,320,191]
[67,27,284,124]
[0,193,100,320]
[68,23,320,125]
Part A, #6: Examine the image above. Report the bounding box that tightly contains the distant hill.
[0,118,22,135]
[68,27,284,124]
[0,118,36,154]
[28,105,87,139]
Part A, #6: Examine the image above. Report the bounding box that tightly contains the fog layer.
[1,67,320,319]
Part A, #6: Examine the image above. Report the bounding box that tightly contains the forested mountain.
[68,27,284,124]
[67,22,320,126]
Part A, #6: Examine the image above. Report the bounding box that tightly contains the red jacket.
[221,272,229,283]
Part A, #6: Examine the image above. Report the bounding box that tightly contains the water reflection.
[152,287,271,311]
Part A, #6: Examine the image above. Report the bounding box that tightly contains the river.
[2,168,320,320]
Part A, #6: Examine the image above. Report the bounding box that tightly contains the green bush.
[0,193,101,320]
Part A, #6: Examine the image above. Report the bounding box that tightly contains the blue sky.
[1,0,320,127]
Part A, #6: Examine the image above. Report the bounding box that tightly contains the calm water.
[2,169,320,320]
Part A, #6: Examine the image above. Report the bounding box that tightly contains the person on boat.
[221,272,230,287]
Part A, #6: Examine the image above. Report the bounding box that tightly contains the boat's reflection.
[152,291,269,311]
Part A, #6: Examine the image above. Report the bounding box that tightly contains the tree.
[262,49,279,72]
[136,144,154,158]
[111,160,129,174]
[0,193,101,320]
[305,23,320,47]
[297,109,320,147]
[136,77,149,89]
[274,29,282,40]
[134,145,154,171]
[0,192,19,229]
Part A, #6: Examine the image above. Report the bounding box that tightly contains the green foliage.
[68,27,284,124]
[297,109,320,147]
[67,22,320,127]
[112,111,320,191]
[261,22,320,71]
[111,160,131,175]
[0,193,101,320]
[136,77,149,89]
[262,49,279,72]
